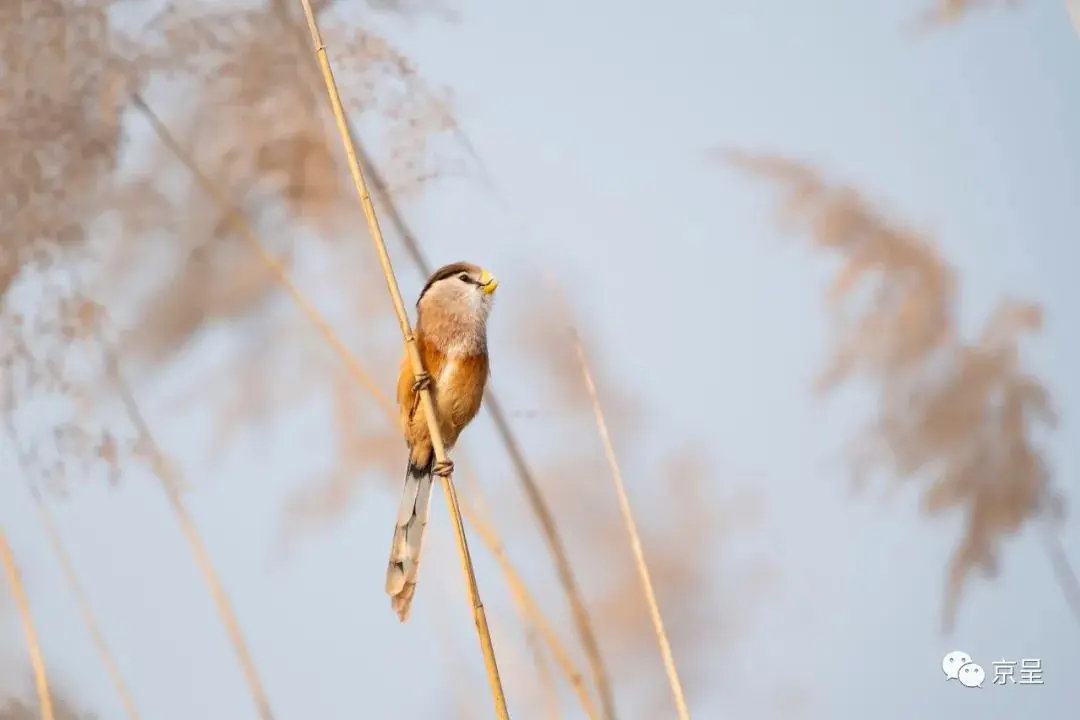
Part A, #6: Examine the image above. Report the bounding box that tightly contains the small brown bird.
[385,261,498,621]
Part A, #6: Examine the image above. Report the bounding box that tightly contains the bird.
[385,261,498,621]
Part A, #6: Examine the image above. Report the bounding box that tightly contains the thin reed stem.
[452,135,690,716]
[94,329,277,720]
[2,327,135,718]
[461,492,598,720]
[0,529,55,720]
[525,625,562,720]
[28,487,143,720]
[294,2,509,717]
[1041,525,1080,628]
[2,370,141,720]
[352,133,615,720]
[563,319,691,720]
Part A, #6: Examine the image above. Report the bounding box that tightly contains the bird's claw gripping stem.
[411,371,432,394]
[432,460,455,478]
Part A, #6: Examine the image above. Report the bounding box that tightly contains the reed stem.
[0,529,55,720]
[294,1,509,716]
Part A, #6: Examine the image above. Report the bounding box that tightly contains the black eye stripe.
[459,273,477,284]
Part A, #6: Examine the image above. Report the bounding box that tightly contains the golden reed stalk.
[29,487,143,720]
[0,529,55,720]
[462,494,599,720]
[95,330,277,720]
[294,1,509,716]
[457,141,692,718]
[564,320,691,720]
[3,320,142,720]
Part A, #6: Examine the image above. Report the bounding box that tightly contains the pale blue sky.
[2,1,1079,718]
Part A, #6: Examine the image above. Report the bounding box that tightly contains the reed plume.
[728,151,1067,632]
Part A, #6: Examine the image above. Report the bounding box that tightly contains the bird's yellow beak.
[479,270,498,294]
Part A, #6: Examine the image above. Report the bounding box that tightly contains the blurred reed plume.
[109,0,457,363]
[1,0,137,491]
[727,151,1067,632]
[0,0,127,300]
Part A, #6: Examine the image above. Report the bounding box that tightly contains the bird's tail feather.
[385,453,435,622]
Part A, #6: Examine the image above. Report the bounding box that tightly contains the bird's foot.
[411,371,432,394]
[432,459,455,478]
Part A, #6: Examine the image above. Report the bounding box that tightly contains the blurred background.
[1,0,1078,718]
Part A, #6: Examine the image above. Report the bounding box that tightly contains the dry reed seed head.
[116,230,287,362]
[2,302,140,494]
[731,153,957,389]
[108,0,460,358]
[146,0,454,197]
[733,154,1061,631]
[1,0,127,298]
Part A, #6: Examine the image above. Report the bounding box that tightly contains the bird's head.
[416,261,498,330]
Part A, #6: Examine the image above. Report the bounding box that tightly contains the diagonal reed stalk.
[351,134,615,720]
[93,320,277,720]
[0,528,55,720]
[2,367,141,720]
[1041,522,1080,627]
[294,1,509,716]
[461,145,690,718]
[460,473,598,720]
[463,510,596,719]
[524,623,561,720]
[561,317,691,720]
[25,483,143,720]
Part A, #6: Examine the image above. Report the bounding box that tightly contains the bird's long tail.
[385,452,435,622]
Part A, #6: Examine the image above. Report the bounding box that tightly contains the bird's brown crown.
[417,262,484,305]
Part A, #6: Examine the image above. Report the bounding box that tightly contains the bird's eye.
[458,273,473,283]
